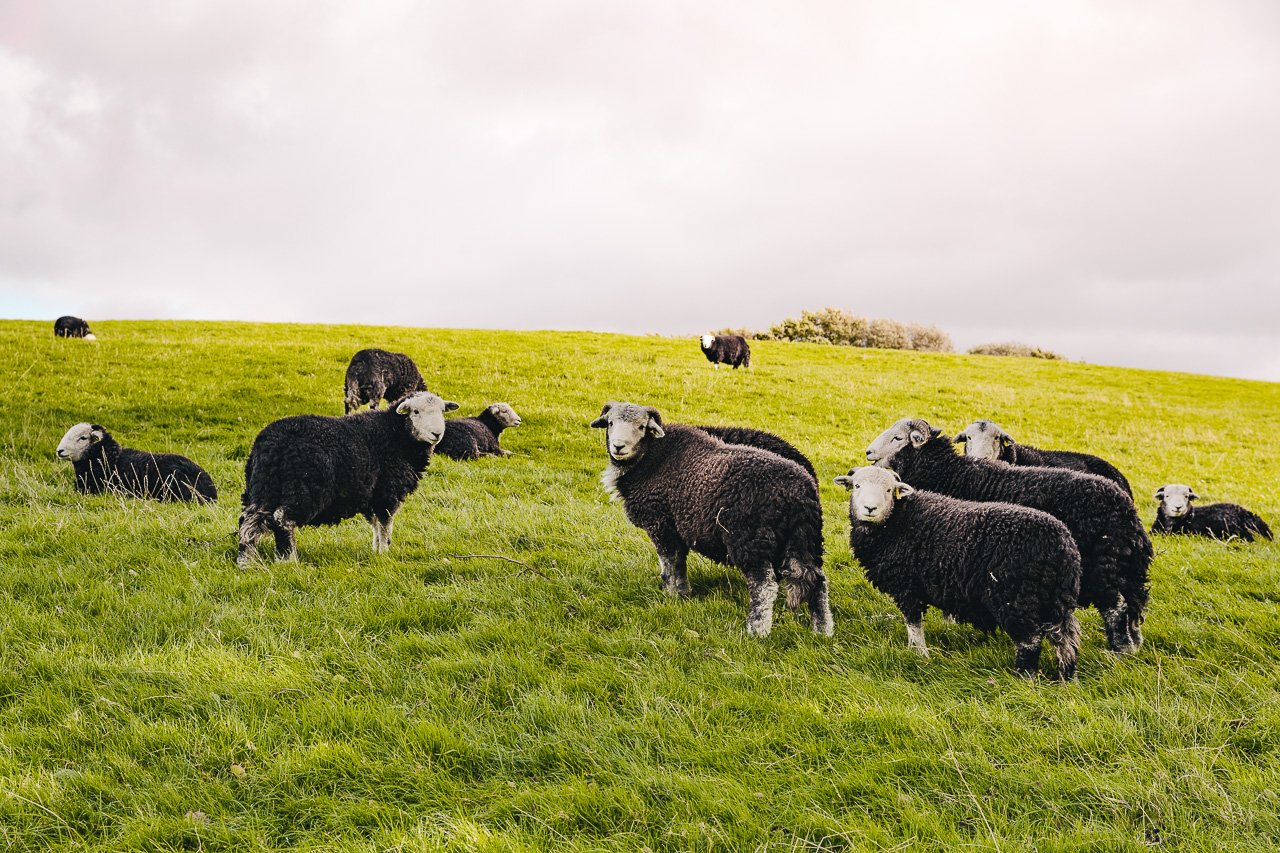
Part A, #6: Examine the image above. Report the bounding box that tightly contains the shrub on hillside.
[968,342,1064,360]
[758,308,952,353]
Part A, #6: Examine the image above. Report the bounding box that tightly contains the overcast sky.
[2,2,1278,380]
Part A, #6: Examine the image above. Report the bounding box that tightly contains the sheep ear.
[589,403,614,428]
[908,429,927,447]
[1188,490,1199,501]
[834,475,855,490]
[89,428,104,444]
[954,432,968,443]
[1154,487,1165,500]
[645,407,665,438]
[894,483,915,499]
[1000,435,1014,447]
[443,400,460,413]
[395,399,412,415]
[929,427,942,438]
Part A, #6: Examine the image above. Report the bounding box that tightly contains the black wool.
[54,315,93,338]
[435,407,515,460]
[73,427,216,502]
[1153,502,1272,542]
[697,425,817,482]
[343,348,428,413]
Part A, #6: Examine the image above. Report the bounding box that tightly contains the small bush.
[967,342,1064,360]
[756,308,952,353]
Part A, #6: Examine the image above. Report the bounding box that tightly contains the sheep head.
[835,466,915,524]
[865,418,939,467]
[395,393,459,445]
[56,422,105,462]
[1155,484,1198,517]
[487,403,522,428]
[955,419,1012,461]
[590,401,664,462]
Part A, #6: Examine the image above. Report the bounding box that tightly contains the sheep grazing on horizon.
[955,419,1132,497]
[237,392,457,566]
[434,403,522,460]
[1152,484,1273,542]
[866,418,1152,654]
[696,425,817,482]
[343,348,428,413]
[837,466,1081,679]
[56,423,216,502]
[699,334,751,369]
[54,316,95,340]
[591,401,832,638]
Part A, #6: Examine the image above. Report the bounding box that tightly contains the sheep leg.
[236,508,271,568]
[371,514,394,553]
[270,508,297,562]
[1100,598,1136,654]
[1048,614,1081,681]
[744,566,779,638]
[1012,633,1044,678]
[781,559,834,636]
[904,617,929,657]
[647,528,690,598]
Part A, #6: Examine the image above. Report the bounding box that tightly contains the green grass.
[1,319,1278,851]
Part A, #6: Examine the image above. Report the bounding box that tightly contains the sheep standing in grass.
[955,419,1132,497]
[1152,485,1273,542]
[696,425,816,482]
[434,403,522,460]
[699,334,751,369]
[344,348,428,413]
[867,418,1152,654]
[237,392,457,566]
[56,423,216,502]
[592,402,832,637]
[54,316,95,340]
[837,466,1081,679]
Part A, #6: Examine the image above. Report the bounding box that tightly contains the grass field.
[1,319,1278,851]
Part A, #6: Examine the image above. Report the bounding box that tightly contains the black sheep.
[56,422,216,502]
[696,425,817,482]
[237,392,458,566]
[699,334,751,369]
[343,348,428,413]
[956,419,1132,498]
[591,402,832,637]
[434,403,522,460]
[867,418,1152,654]
[836,466,1081,679]
[1152,484,1273,542]
[54,316,95,339]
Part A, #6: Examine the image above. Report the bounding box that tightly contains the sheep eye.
[892,436,902,442]
[853,484,861,490]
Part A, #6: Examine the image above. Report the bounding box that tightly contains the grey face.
[487,403,521,428]
[1155,484,1198,517]
[395,393,459,444]
[56,422,103,462]
[865,418,935,467]
[835,466,915,523]
[589,401,665,462]
[955,419,1010,461]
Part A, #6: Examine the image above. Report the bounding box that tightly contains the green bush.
[756,308,953,353]
[967,341,1064,360]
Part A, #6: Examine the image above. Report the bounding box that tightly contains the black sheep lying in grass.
[56,422,216,502]
[1152,484,1273,542]
[434,403,521,460]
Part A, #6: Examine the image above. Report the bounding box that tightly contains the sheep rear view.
[592,402,831,638]
[343,348,428,413]
[868,418,1152,654]
[54,315,95,340]
[56,423,216,502]
[1153,484,1273,542]
[837,466,1081,679]
[434,403,521,460]
[696,424,816,481]
[956,420,1132,498]
[238,392,457,566]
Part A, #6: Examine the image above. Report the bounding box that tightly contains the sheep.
[434,403,522,460]
[836,466,1081,679]
[591,401,832,638]
[54,315,95,340]
[343,348,428,413]
[955,419,1132,497]
[866,418,1152,654]
[56,423,216,502]
[1152,484,1273,542]
[237,392,458,567]
[696,425,817,482]
[699,334,751,369]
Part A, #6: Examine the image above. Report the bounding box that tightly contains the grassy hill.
[1,319,1278,851]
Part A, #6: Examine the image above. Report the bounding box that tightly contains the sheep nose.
[862,505,877,515]
[56,449,67,458]
[865,450,874,459]
[611,442,625,452]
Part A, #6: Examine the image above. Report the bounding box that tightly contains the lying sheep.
[955,419,1132,497]
[837,466,1081,679]
[592,401,832,637]
[700,334,751,369]
[867,418,1152,654]
[344,348,428,413]
[434,403,521,460]
[54,316,95,340]
[696,425,817,481]
[1152,484,1273,542]
[56,423,216,502]
[238,392,457,566]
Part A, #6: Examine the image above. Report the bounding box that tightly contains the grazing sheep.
[56,423,216,502]
[955,419,1132,497]
[434,403,522,460]
[696,425,817,482]
[343,348,428,413]
[699,334,751,369]
[1152,484,1273,542]
[867,418,1152,654]
[237,392,458,566]
[54,316,95,340]
[836,466,1081,679]
[591,402,832,638]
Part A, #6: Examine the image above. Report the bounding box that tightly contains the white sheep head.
[865,418,939,467]
[1155,484,1198,518]
[955,419,1012,461]
[590,401,665,462]
[395,393,459,444]
[835,466,915,524]
[56,422,104,462]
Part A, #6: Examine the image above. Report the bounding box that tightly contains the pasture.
[1,319,1278,851]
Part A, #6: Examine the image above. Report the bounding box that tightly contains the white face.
[84,333,97,341]
[956,420,1006,461]
[700,334,714,349]
[865,418,930,467]
[395,393,459,444]
[57,422,102,462]
[591,402,664,462]
[1156,484,1196,517]
[835,466,914,523]
[489,403,521,427]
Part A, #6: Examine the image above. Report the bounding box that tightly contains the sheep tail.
[344,380,362,415]
[1047,613,1081,681]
